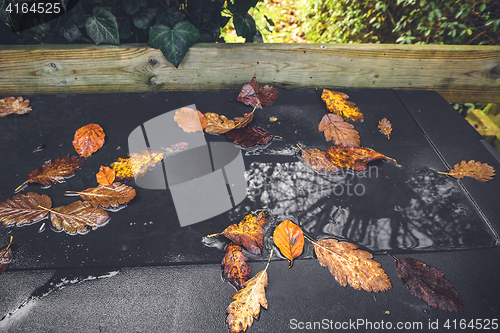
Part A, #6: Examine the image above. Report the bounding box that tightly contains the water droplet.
[38,223,46,233]
[394,205,402,211]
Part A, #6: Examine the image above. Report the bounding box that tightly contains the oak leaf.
[0,237,13,275]
[48,200,109,235]
[0,96,32,117]
[327,146,398,171]
[174,107,207,133]
[73,123,105,158]
[204,112,237,134]
[69,182,136,208]
[321,89,364,122]
[312,238,391,292]
[273,220,304,268]
[222,212,269,255]
[237,76,278,109]
[299,146,341,173]
[378,118,392,139]
[226,127,274,148]
[0,192,51,226]
[96,166,115,185]
[395,257,462,312]
[226,269,268,333]
[318,113,360,147]
[438,160,495,182]
[222,243,251,290]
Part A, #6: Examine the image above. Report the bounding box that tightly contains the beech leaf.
[96,166,115,186]
[327,146,398,171]
[438,160,495,182]
[378,118,392,139]
[73,123,106,158]
[298,146,341,173]
[222,243,251,290]
[321,89,364,122]
[226,126,274,148]
[0,237,13,275]
[69,182,136,208]
[48,200,109,235]
[237,76,278,109]
[0,192,51,226]
[273,220,304,268]
[0,96,32,117]
[318,113,360,147]
[222,212,269,255]
[174,107,207,133]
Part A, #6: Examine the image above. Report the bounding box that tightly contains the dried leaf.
[223,212,269,255]
[327,146,397,171]
[234,111,255,129]
[396,257,462,312]
[161,141,189,153]
[313,239,391,292]
[73,123,105,158]
[321,89,364,122]
[226,126,274,148]
[318,113,360,147]
[237,76,278,109]
[378,118,392,139]
[111,158,133,182]
[0,192,51,226]
[0,237,13,275]
[273,220,304,268]
[174,107,207,133]
[130,150,165,178]
[204,112,237,134]
[96,166,115,186]
[19,156,85,189]
[299,146,341,173]
[439,160,495,182]
[70,182,136,208]
[226,269,268,333]
[222,243,251,290]
[0,96,32,117]
[49,200,109,235]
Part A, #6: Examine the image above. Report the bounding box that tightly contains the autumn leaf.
[42,200,109,235]
[222,243,251,290]
[16,156,85,191]
[234,111,255,129]
[318,113,360,147]
[273,220,304,268]
[111,158,133,181]
[73,123,105,158]
[321,89,364,122]
[311,238,391,292]
[226,127,274,148]
[96,166,115,185]
[0,237,13,275]
[438,160,495,182]
[378,118,392,139]
[0,96,32,117]
[0,192,51,226]
[237,76,278,109]
[174,107,207,133]
[394,256,462,312]
[67,182,136,208]
[161,141,189,153]
[298,146,341,173]
[327,146,398,171]
[204,112,237,134]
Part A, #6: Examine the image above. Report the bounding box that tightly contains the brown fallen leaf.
[234,111,255,129]
[298,146,341,173]
[0,236,13,275]
[273,220,304,268]
[0,96,32,117]
[67,182,136,208]
[438,160,495,182]
[226,126,274,148]
[318,113,360,147]
[204,112,237,134]
[96,166,115,186]
[174,107,207,133]
[73,123,105,158]
[222,243,251,290]
[394,256,462,312]
[311,238,391,292]
[378,118,392,139]
[321,89,364,122]
[237,76,278,109]
[327,146,398,171]
[0,192,51,226]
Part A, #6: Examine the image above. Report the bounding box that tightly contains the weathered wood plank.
[0,43,499,103]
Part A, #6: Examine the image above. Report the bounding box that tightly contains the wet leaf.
[321,89,364,122]
[226,269,268,333]
[222,212,269,255]
[0,237,13,275]
[234,111,255,129]
[396,257,462,312]
[237,76,278,109]
[204,112,236,134]
[0,192,51,226]
[226,126,274,148]
[378,118,392,139]
[48,200,109,235]
[318,113,360,147]
[129,150,166,179]
[18,156,85,190]
[161,141,188,153]
[73,123,105,158]
[174,107,207,133]
[222,243,251,290]
[273,220,304,268]
[111,157,133,181]
[0,96,32,117]
[312,238,391,292]
[96,166,115,186]
[327,146,398,171]
[299,146,341,173]
[438,160,495,182]
[69,182,136,208]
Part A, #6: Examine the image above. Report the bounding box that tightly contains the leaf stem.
[14,181,27,192]
[0,236,13,259]
[436,171,449,175]
[264,248,274,272]
[206,233,222,238]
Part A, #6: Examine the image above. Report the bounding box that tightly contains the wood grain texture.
[0,43,499,102]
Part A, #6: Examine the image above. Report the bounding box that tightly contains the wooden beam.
[0,43,499,103]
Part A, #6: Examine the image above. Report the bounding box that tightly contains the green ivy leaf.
[118,20,133,39]
[133,7,157,30]
[60,23,82,42]
[149,22,200,68]
[233,12,256,41]
[156,7,185,29]
[122,0,140,16]
[85,6,120,45]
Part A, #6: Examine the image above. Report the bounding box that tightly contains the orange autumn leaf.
[327,146,398,171]
[438,160,495,182]
[0,96,32,117]
[378,118,392,139]
[73,123,105,158]
[273,220,304,268]
[321,89,364,122]
[0,192,51,226]
[298,146,341,173]
[318,113,360,147]
[68,182,136,208]
[96,166,115,185]
[204,112,237,134]
[222,243,251,290]
[111,158,133,181]
[174,107,207,133]
[312,238,391,292]
[44,200,109,235]
[222,212,269,255]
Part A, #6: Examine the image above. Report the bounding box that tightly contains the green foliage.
[85,6,120,46]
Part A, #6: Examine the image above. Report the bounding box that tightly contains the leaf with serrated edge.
[49,201,109,235]
[223,212,269,255]
[226,126,274,148]
[327,146,397,171]
[299,147,341,173]
[24,156,85,187]
[0,192,51,226]
[318,113,360,147]
[0,96,32,117]
[273,220,304,267]
[439,160,495,181]
[222,243,251,290]
[321,89,364,122]
[237,76,278,109]
[73,182,136,208]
